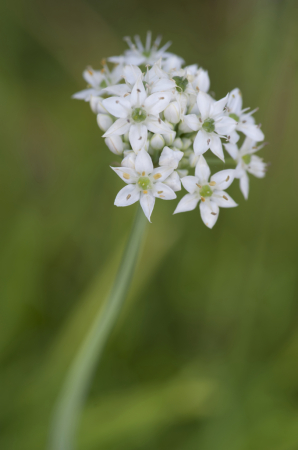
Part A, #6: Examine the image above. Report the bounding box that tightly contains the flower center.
[173,76,188,92]
[242,154,251,165]
[132,108,147,123]
[138,176,151,190]
[199,185,213,197]
[229,113,239,122]
[142,50,151,58]
[202,118,215,133]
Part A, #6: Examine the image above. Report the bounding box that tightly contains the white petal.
[211,169,235,190]
[194,69,210,93]
[173,193,199,214]
[193,130,209,155]
[130,77,147,106]
[152,182,176,200]
[212,190,238,208]
[102,97,130,118]
[196,91,212,119]
[163,172,181,191]
[72,88,95,100]
[151,79,176,93]
[123,65,142,85]
[181,176,199,194]
[183,114,200,131]
[103,84,130,97]
[114,185,140,206]
[111,166,138,184]
[146,116,173,135]
[121,152,136,169]
[210,94,229,117]
[151,166,174,182]
[159,146,183,169]
[209,135,224,161]
[140,192,155,222]
[195,155,211,181]
[227,88,242,116]
[103,118,130,137]
[237,123,264,141]
[224,142,238,159]
[129,124,147,153]
[199,201,219,228]
[135,148,153,174]
[239,172,249,199]
[215,116,237,135]
[105,135,123,155]
[229,130,240,144]
[144,91,172,115]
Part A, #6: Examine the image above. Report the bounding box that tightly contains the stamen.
[225,176,230,182]
[209,181,216,186]
[123,173,130,180]
[159,97,165,100]
[196,183,202,188]
[154,173,162,180]
[201,196,205,202]
[142,171,145,176]
[143,190,148,194]
[211,212,217,215]
[157,191,163,194]
[126,194,131,200]
[159,195,165,198]
[158,118,161,124]
[223,195,228,200]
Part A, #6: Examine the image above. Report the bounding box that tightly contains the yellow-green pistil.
[242,154,251,165]
[132,108,147,123]
[138,176,151,190]
[202,118,215,133]
[173,76,188,92]
[229,113,239,122]
[200,185,213,198]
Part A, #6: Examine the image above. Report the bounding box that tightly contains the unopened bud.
[173,138,183,149]
[121,151,136,169]
[163,101,180,124]
[182,138,192,150]
[105,135,123,155]
[123,132,130,143]
[97,114,113,132]
[163,131,176,146]
[151,134,165,150]
[90,96,107,114]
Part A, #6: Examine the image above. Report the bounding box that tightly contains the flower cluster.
[73,32,267,226]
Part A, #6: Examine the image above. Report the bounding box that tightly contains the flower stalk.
[49,206,147,450]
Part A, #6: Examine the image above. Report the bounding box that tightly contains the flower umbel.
[73,32,267,226]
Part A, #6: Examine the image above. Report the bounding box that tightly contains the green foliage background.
[1,0,298,449]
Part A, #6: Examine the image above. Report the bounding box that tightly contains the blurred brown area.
[0,0,298,449]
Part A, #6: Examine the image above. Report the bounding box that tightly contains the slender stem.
[205,157,236,166]
[48,206,147,450]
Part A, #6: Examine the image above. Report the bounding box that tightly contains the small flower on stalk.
[112,149,177,221]
[224,137,267,199]
[184,91,237,161]
[174,155,237,228]
[102,78,173,153]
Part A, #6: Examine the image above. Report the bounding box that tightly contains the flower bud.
[163,131,176,146]
[173,138,183,150]
[104,135,123,155]
[90,96,107,114]
[121,151,136,169]
[182,138,192,150]
[97,114,113,132]
[163,101,180,124]
[151,134,165,150]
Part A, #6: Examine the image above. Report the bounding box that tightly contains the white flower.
[183,91,237,161]
[73,64,123,101]
[97,114,113,132]
[224,137,267,199]
[162,54,185,72]
[108,32,175,67]
[102,78,173,153]
[226,88,264,143]
[174,155,237,228]
[112,149,177,221]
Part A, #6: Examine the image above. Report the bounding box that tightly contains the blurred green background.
[1,0,298,449]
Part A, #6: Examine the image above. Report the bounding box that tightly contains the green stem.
[48,206,147,450]
[205,157,236,166]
